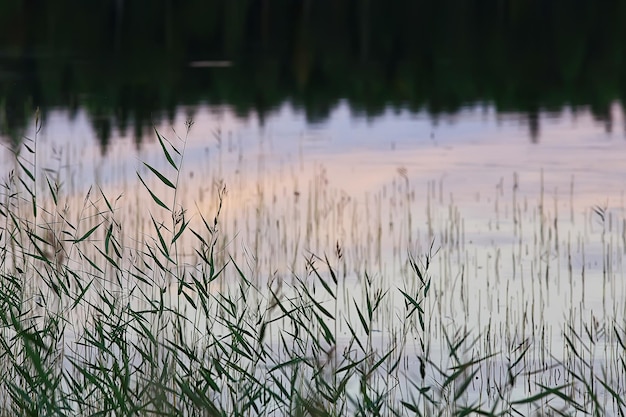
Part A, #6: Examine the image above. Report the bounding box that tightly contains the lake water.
[6,100,626,334]
[6,100,623,412]
[2,3,626,413]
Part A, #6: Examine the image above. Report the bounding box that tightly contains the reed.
[0,121,624,416]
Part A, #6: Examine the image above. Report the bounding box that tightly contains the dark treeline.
[1,0,625,150]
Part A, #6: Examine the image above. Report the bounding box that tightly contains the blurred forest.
[1,0,625,148]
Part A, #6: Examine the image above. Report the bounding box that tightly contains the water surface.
[2,3,626,412]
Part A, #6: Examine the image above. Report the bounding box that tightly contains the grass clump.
[0,119,624,416]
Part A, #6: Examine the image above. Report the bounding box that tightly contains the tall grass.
[0,119,624,416]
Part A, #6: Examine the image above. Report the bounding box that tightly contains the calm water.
[33,100,621,410]
[2,3,626,411]
[6,101,626,319]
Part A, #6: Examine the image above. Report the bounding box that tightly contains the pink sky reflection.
[1,102,625,339]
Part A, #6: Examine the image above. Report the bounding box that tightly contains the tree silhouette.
[0,0,624,149]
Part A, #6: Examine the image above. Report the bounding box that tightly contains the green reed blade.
[138,173,170,211]
[154,127,180,170]
[171,217,189,245]
[72,222,102,243]
[151,215,169,258]
[45,176,58,205]
[143,162,176,189]
[354,301,370,336]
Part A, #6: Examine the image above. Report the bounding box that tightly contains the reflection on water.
[3,102,625,319]
[2,1,626,148]
[2,3,626,411]
[1,101,625,412]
